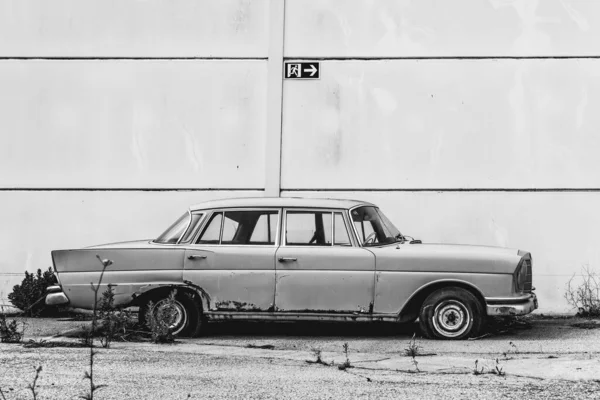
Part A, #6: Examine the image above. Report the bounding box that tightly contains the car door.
[183,208,279,312]
[274,209,376,314]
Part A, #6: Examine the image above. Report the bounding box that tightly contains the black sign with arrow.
[284,62,320,79]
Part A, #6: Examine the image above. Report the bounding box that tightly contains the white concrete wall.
[0,0,269,303]
[281,0,600,313]
[1,0,598,313]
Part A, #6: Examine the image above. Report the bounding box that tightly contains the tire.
[138,290,203,337]
[418,287,485,340]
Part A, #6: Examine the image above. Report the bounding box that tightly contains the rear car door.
[183,209,279,312]
[274,209,376,314]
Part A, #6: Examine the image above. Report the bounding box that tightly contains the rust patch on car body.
[214,300,262,312]
[492,306,519,316]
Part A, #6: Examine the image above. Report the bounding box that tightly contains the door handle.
[278,257,297,262]
[188,255,207,260]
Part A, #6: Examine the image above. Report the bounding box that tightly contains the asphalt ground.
[1,316,600,399]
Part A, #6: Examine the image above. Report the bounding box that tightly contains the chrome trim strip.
[486,294,538,316]
[486,294,536,304]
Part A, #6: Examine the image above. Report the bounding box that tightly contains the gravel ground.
[1,316,599,399]
[1,345,600,400]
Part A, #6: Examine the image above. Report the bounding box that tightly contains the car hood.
[367,242,524,274]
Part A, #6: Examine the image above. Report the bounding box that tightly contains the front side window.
[286,211,332,246]
[196,210,279,245]
[351,206,401,246]
[155,212,190,244]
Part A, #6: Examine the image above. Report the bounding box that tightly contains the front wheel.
[418,287,485,340]
[139,290,203,337]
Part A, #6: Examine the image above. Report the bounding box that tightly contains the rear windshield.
[154,212,190,244]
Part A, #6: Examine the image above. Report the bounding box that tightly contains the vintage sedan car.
[46,197,537,340]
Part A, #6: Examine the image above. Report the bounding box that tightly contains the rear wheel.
[139,290,203,337]
[418,287,485,340]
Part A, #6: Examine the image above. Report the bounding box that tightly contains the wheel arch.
[398,279,487,322]
[129,282,209,312]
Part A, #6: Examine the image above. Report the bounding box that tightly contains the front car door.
[182,208,279,313]
[274,209,376,314]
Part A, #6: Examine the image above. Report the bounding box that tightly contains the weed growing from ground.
[306,348,330,366]
[473,358,506,377]
[404,333,421,358]
[492,358,505,376]
[338,342,353,370]
[98,286,137,348]
[80,255,112,400]
[404,334,421,372]
[0,314,23,343]
[144,290,177,344]
[473,359,484,375]
[565,265,600,317]
[27,366,42,400]
[502,341,519,359]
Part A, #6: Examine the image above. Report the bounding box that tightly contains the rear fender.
[129,281,211,312]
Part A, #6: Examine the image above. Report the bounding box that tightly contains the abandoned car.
[46,197,537,340]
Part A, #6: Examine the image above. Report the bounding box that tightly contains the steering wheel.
[363,232,377,245]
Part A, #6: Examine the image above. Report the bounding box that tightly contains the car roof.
[189,197,375,211]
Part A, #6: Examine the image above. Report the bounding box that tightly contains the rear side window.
[195,210,279,245]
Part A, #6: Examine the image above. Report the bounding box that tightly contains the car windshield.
[351,206,401,246]
[155,212,190,244]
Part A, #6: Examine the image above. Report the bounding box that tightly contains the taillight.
[516,264,526,292]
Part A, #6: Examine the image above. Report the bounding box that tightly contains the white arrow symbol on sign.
[304,65,318,77]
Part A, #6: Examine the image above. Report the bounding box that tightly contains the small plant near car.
[502,341,519,360]
[473,359,484,375]
[98,285,138,348]
[404,333,421,358]
[8,267,56,316]
[491,358,505,377]
[0,313,23,343]
[565,265,600,318]
[144,290,178,344]
[306,348,330,366]
[473,358,506,377]
[27,366,42,400]
[404,334,421,372]
[80,255,112,400]
[337,342,353,371]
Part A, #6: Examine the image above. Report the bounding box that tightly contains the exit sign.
[284,62,320,79]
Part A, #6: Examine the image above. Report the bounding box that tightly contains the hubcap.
[432,300,471,338]
[154,299,187,335]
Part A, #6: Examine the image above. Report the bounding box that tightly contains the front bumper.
[486,293,538,316]
[45,285,70,306]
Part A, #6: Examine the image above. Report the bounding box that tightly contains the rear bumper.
[486,293,538,316]
[45,285,70,306]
